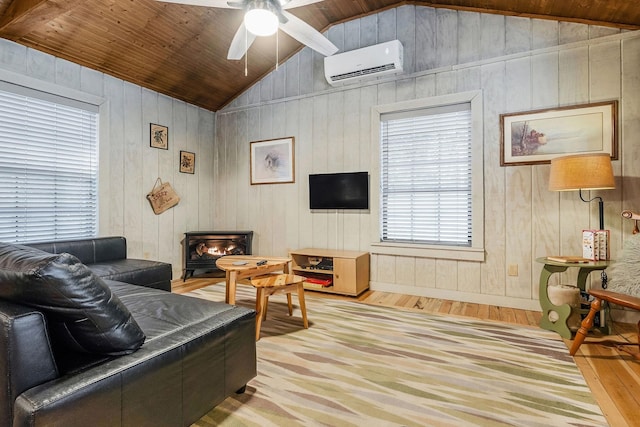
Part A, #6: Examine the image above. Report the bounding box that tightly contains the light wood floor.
[173,277,640,427]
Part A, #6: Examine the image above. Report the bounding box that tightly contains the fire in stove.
[190,240,246,260]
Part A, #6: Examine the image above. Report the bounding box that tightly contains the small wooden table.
[536,257,612,339]
[250,273,309,341]
[215,255,292,305]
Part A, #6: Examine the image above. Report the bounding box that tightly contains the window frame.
[370,90,485,262]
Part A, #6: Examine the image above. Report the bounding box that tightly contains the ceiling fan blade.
[280,0,324,9]
[227,22,257,60]
[155,0,237,8]
[279,10,338,56]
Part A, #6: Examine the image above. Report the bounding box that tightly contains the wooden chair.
[250,273,309,341]
[570,289,640,360]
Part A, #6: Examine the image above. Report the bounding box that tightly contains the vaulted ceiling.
[1,0,638,111]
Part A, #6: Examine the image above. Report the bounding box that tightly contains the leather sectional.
[0,237,257,426]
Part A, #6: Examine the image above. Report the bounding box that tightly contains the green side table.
[536,257,612,339]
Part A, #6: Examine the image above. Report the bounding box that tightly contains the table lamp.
[548,153,615,230]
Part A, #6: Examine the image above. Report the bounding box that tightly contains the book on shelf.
[304,281,332,290]
[546,256,592,263]
[303,277,332,286]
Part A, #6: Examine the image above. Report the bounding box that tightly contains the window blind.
[380,103,472,246]
[0,87,98,243]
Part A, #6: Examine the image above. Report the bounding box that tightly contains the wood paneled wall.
[1,5,639,316]
[216,6,640,313]
[0,38,216,279]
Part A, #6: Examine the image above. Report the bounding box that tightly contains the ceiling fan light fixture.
[244,1,279,37]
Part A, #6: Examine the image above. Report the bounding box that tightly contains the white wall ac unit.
[324,40,403,86]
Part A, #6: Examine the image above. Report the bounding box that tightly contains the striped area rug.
[187,283,606,427]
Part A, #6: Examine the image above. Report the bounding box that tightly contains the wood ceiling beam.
[0,0,82,38]
[320,0,640,32]
[405,1,640,31]
[323,1,640,31]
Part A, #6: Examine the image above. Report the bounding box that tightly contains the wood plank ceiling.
[0,0,638,111]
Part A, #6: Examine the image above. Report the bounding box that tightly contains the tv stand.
[289,248,370,296]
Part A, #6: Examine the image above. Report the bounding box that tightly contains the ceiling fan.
[156,0,339,60]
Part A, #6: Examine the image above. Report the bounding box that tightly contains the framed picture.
[150,123,169,150]
[179,151,195,174]
[499,100,618,166]
[250,137,295,185]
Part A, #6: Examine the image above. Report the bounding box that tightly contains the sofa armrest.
[0,301,59,427]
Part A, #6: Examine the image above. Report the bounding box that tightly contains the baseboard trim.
[370,281,542,311]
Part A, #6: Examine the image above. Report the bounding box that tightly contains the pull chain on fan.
[244,15,280,75]
[244,25,248,76]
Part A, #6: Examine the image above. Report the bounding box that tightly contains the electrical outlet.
[508,264,518,276]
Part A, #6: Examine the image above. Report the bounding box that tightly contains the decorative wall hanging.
[180,151,195,174]
[250,137,295,185]
[499,100,618,166]
[150,123,169,149]
[146,178,180,214]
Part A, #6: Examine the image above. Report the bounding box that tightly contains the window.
[371,91,484,261]
[0,83,99,243]
[381,103,472,245]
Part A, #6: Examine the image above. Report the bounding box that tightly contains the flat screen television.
[309,172,369,210]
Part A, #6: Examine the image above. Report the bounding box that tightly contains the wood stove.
[183,231,253,280]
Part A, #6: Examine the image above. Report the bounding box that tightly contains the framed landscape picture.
[250,137,295,185]
[499,101,618,166]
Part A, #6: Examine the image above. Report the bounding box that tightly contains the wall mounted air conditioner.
[324,40,403,86]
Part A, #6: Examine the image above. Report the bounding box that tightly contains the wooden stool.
[570,289,640,360]
[250,273,309,340]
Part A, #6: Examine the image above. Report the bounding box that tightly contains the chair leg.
[570,297,602,356]
[286,293,293,316]
[255,288,268,341]
[297,282,309,329]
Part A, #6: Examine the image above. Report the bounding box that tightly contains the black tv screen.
[309,172,369,210]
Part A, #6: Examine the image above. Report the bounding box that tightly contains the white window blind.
[0,86,98,243]
[380,103,472,246]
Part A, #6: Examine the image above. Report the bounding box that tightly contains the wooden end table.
[536,257,612,339]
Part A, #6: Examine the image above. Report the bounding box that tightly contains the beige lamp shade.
[548,153,615,191]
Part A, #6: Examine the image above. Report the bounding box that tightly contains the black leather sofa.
[0,240,257,427]
[27,236,173,291]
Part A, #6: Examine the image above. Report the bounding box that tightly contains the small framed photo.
[499,100,618,166]
[180,151,195,174]
[150,123,169,150]
[250,137,295,185]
